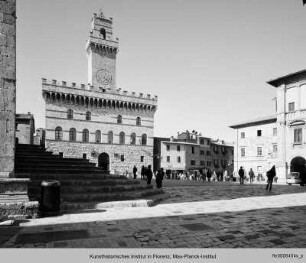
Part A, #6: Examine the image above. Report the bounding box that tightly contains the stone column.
[0,0,16,178]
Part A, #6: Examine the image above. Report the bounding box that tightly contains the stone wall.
[46,140,153,175]
[0,0,16,177]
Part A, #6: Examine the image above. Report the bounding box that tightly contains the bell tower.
[86,11,119,91]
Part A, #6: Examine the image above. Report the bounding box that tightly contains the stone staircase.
[15,144,163,212]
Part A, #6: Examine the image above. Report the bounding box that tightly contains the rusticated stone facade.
[0,0,16,177]
[42,11,157,175]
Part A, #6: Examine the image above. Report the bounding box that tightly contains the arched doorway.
[98,152,109,171]
[290,156,306,174]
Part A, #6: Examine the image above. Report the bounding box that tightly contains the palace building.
[42,12,158,174]
[230,69,306,183]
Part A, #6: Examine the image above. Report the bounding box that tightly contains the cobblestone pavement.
[1,181,306,248]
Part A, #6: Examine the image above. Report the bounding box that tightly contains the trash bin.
[40,180,60,216]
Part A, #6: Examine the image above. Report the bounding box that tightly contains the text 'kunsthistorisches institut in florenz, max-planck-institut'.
[42,11,158,175]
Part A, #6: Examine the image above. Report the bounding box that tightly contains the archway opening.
[98,152,109,171]
[290,156,306,174]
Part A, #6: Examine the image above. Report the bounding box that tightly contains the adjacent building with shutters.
[154,131,234,176]
[42,11,157,174]
[230,69,306,183]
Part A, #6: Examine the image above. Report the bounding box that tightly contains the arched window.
[95,130,101,143]
[136,117,141,126]
[82,129,89,142]
[141,134,147,145]
[108,131,113,144]
[86,111,91,121]
[119,132,125,144]
[55,127,63,141]
[69,128,76,142]
[130,133,136,145]
[67,109,73,119]
[117,115,122,124]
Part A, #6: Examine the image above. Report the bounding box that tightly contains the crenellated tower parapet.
[42,78,158,113]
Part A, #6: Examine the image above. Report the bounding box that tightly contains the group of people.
[132,165,164,188]
[238,165,276,191]
[163,168,231,183]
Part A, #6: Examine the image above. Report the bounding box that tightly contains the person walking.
[238,166,245,185]
[266,165,276,191]
[146,165,153,185]
[249,168,255,184]
[141,166,146,180]
[156,168,164,188]
[207,168,212,182]
[223,170,228,182]
[133,165,137,179]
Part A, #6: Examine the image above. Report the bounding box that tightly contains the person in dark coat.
[238,166,245,185]
[156,168,164,188]
[146,165,153,185]
[249,168,255,183]
[141,166,146,180]
[300,165,306,186]
[266,165,276,191]
[133,165,137,179]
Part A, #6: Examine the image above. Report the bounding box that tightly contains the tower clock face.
[96,69,113,86]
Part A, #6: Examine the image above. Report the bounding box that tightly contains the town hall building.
[42,12,158,174]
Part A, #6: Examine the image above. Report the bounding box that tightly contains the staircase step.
[60,188,164,202]
[60,191,169,212]
[29,178,138,185]
[28,184,151,196]
[15,163,96,168]
[15,173,121,180]
[15,156,91,163]
[15,167,99,173]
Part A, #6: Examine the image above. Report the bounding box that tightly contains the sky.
[16,0,306,142]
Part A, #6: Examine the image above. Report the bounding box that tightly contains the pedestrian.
[146,165,153,185]
[166,169,171,179]
[133,165,137,179]
[201,168,207,182]
[141,165,146,180]
[300,165,306,186]
[249,168,255,183]
[266,165,276,191]
[223,170,228,181]
[238,166,244,185]
[207,168,212,182]
[156,168,164,188]
[212,170,217,182]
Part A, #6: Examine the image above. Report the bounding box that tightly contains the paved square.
[1,181,306,248]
